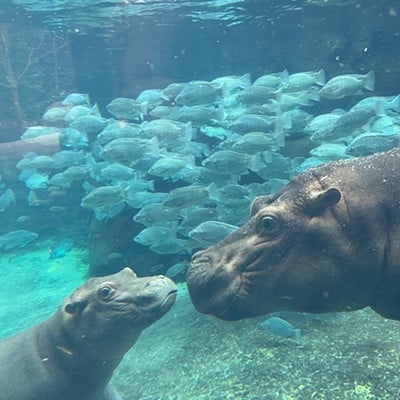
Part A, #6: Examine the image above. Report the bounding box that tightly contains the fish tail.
[363,70,375,91]
[316,69,326,86]
[389,94,400,112]
[92,103,101,117]
[293,328,302,344]
[220,81,230,99]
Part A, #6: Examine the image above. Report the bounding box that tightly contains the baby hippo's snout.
[135,275,177,318]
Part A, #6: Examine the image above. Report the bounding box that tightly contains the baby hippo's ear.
[305,187,341,216]
[64,287,89,314]
[64,300,88,314]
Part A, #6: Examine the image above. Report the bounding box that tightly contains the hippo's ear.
[64,299,88,314]
[64,287,89,314]
[250,195,276,215]
[305,187,341,216]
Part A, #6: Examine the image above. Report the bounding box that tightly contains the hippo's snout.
[187,249,241,318]
[189,251,212,269]
[132,275,177,322]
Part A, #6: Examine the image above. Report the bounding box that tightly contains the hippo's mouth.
[187,253,244,320]
[160,289,178,309]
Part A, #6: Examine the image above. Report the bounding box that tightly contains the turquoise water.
[1,1,400,399]
[0,240,86,338]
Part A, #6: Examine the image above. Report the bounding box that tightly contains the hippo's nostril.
[144,280,159,288]
[191,251,211,265]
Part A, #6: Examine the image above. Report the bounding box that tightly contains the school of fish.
[2,68,400,277]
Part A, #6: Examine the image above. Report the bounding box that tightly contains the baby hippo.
[0,267,177,400]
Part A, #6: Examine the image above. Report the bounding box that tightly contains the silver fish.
[0,189,15,212]
[345,133,400,157]
[81,186,125,209]
[165,261,189,278]
[319,71,375,99]
[202,150,262,175]
[172,105,224,126]
[162,185,212,208]
[136,89,168,106]
[100,163,136,181]
[69,115,108,133]
[101,137,159,164]
[175,81,224,106]
[252,69,289,88]
[283,69,325,92]
[0,229,38,251]
[106,97,147,120]
[177,207,219,236]
[229,114,273,133]
[133,203,180,227]
[259,317,301,343]
[62,93,90,106]
[188,220,238,248]
[97,122,142,144]
[141,119,192,143]
[149,239,187,255]
[134,226,176,247]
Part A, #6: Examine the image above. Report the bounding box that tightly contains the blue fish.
[0,230,38,251]
[0,189,15,212]
[49,237,74,260]
[258,317,301,343]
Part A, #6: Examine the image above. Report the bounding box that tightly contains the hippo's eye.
[97,285,115,301]
[259,215,281,236]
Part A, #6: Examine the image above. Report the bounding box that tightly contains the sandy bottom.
[1,241,400,400]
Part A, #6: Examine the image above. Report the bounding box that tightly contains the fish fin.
[240,73,252,88]
[374,100,386,117]
[215,106,225,122]
[5,188,16,204]
[275,112,292,131]
[184,122,193,141]
[220,82,230,98]
[160,92,169,102]
[140,102,148,117]
[248,153,263,172]
[307,88,320,102]
[273,130,286,148]
[280,69,289,87]
[146,179,155,192]
[147,136,160,152]
[103,383,123,400]
[363,70,375,91]
[207,182,220,201]
[275,88,283,102]
[92,103,101,117]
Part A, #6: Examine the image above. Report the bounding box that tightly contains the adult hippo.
[0,267,177,400]
[187,148,400,321]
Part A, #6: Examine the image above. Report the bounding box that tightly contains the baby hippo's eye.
[97,285,115,301]
[259,215,281,236]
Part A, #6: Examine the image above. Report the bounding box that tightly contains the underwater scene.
[1,0,400,399]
